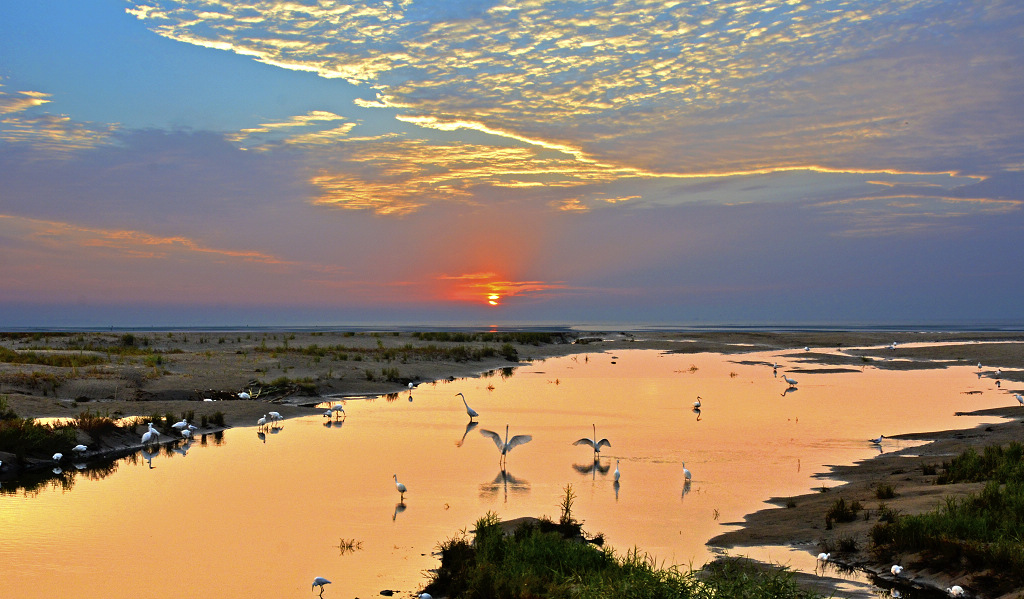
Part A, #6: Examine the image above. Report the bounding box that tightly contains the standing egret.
[52,452,63,462]
[782,375,798,386]
[257,414,268,430]
[171,418,189,431]
[481,425,532,467]
[816,552,830,573]
[393,474,407,501]
[573,424,611,454]
[181,428,192,440]
[141,429,157,445]
[330,404,346,420]
[891,564,903,576]
[72,444,87,454]
[947,586,964,597]
[456,393,478,421]
[817,552,830,563]
[268,411,282,424]
[890,342,897,350]
[682,461,692,481]
[870,434,885,444]
[614,459,620,482]
[312,577,331,595]
[1014,394,1023,406]
[693,396,702,409]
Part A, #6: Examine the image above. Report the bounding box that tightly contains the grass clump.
[421,485,820,599]
[0,418,78,459]
[424,515,819,599]
[876,483,898,500]
[825,497,862,528]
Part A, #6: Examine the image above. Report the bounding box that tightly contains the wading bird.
[330,404,345,420]
[257,414,267,430]
[870,434,885,444]
[816,552,830,573]
[141,429,157,445]
[456,392,478,421]
[782,375,798,386]
[52,452,63,462]
[72,444,87,454]
[573,424,611,454]
[481,425,532,467]
[891,564,903,576]
[393,474,407,501]
[947,586,964,597]
[171,419,189,431]
[312,577,331,595]
[693,396,702,409]
[682,461,692,481]
[268,411,282,424]
[614,459,620,483]
[1015,393,1023,406]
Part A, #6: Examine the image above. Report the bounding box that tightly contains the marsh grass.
[875,483,898,500]
[825,498,862,528]
[0,418,77,458]
[421,486,820,599]
[423,516,820,599]
[871,442,1024,590]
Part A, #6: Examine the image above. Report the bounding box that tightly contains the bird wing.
[573,438,597,448]
[596,438,611,450]
[480,429,505,450]
[506,434,532,450]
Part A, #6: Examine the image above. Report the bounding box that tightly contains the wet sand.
[2,329,1023,597]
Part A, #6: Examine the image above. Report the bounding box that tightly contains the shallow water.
[0,349,1013,598]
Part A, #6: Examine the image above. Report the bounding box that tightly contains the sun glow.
[488,294,500,306]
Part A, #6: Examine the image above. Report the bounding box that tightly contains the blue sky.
[1,0,1022,327]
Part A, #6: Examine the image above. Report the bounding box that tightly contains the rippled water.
[0,348,1012,598]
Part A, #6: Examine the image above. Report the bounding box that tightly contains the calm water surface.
[0,349,1012,598]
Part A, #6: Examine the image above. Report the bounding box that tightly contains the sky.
[0,0,1022,328]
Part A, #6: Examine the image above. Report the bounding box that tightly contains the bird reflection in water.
[573,456,611,478]
[456,421,478,447]
[693,407,702,421]
[256,430,266,443]
[323,418,345,430]
[479,468,530,503]
[780,385,798,397]
[681,479,692,501]
[613,480,620,501]
[141,447,157,469]
[393,501,407,521]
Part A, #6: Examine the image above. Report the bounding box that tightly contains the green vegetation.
[0,418,77,458]
[412,331,566,345]
[422,486,820,599]
[870,442,1024,590]
[825,497,863,528]
[0,346,106,368]
[875,483,898,500]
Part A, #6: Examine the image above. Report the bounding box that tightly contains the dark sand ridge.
[2,329,1022,597]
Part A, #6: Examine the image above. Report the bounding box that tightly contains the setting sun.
[488,294,500,306]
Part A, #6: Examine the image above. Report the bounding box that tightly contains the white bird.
[481,425,532,466]
[804,346,810,351]
[419,594,433,599]
[891,564,903,576]
[817,552,830,563]
[238,391,251,400]
[947,586,964,597]
[181,428,192,440]
[257,414,267,430]
[409,382,415,389]
[456,393,478,421]
[330,404,345,419]
[977,362,982,369]
[614,459,620,483]
[890,342,897,350]
[52,452,63,462]
[682,461,692,481]
[268,411,282,424]
[693,396,702,409]
[782,375,798,386]
[870,434,885,444]
[573,424,611,454]
[171,419,188,430]
[393,474,407,500]
[995,368,1002,376]
[141,430,157,445]
[72,444,87,454]
[1014,394,1023,406]
[312,576,331,595]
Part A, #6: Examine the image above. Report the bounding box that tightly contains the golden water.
[0,349,1011,598]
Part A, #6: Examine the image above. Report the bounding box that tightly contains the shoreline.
[2,329,1023,597]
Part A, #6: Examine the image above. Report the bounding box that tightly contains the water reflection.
[573,456,611,478]
[479,468,530,503]
[456,421,478,447]
[392,501,406,521]
[781,385,798,396]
